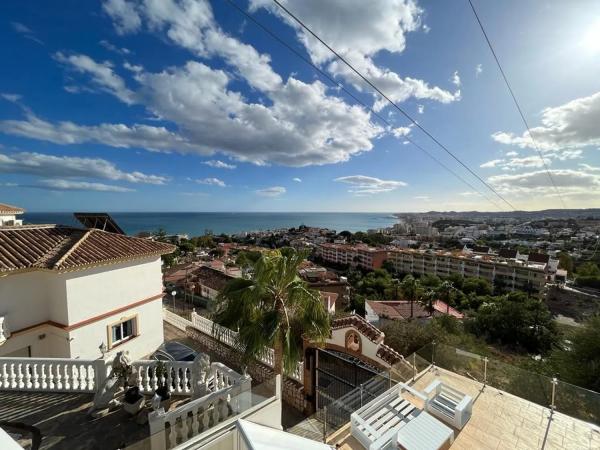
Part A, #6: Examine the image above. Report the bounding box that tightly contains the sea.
[22,212,399,237]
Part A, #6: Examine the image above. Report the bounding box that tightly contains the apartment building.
[316,243,388,270]
[387,249,548,293]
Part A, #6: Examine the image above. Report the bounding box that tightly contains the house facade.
[0,203,23,227]
[0,224,175,360]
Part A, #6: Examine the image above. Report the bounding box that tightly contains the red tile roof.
[367,300,464,320]
[432,300,464,319]
[0,224,175,273]
[0,203,24,215]
[366,300,430,320]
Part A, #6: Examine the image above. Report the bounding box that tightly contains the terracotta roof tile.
[0,224,175,273]
[331,314,383,342]
[0,203,24,215]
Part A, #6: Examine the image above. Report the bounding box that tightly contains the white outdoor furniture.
[396,410,454,450]
[351,382,425,450]
[423,379,473,430]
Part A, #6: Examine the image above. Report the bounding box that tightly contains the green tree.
[436,280,456,312]
[213,249,330,375]
[400,274,423,319]
[550,316,600,391]
[557,252,574,274]
[466,292,558,354]
[577,262,600,277]
[462,277,492,296]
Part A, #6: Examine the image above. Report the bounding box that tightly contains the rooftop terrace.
[329,367,600,449]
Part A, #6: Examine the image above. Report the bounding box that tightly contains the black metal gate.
[315,349,390,429]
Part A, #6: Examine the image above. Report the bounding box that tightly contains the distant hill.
[396,209,600,221]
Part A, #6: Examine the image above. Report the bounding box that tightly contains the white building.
[0,224,175,360]
[0,203,24,227]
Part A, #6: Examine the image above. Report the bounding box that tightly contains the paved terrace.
[330,367,600,450]
[0,322,297,450]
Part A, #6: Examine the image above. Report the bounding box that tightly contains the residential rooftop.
[0,224,175,273]
[328,367,600,450]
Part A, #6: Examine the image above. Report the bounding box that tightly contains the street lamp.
[171,290,177,310]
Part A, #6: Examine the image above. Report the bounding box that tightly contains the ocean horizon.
[22,212,399,237]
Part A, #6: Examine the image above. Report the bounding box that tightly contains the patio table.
[396,411,454,450]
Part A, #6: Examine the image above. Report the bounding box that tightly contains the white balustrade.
[0,357,102,393]
[148,368,251,450]
[190,312,304,384]
[163,308,192,331]
[132,360,194,396]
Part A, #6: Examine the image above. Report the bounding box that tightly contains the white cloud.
[11,22,43,45]
[422,24,430,34]
[489,168,600,197]
[1,93,21,103]
[451,71,461,87]
[250,0,460,111]
[505,150,518,157]
[475,64,483,77]
[256,186,286,197]
[480,159,504,168]
[203,160,236,169]
[0,0,382,167]
[0,111,200,152]
[28,179,134,192]
[99,39,131,55]
[123,61,143,73]
[392,127,411,138]
[0,151,167,184]
[54,52,136,104]
[414,195,430,200]
[293,177,302,182]
[579,163,600,172]
[196,177,226,187]
[417,104,425,114]
[334,175,407,194]
[102,0,141,34]
[492,91,600,153]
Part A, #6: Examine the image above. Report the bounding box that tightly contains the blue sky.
[1,0,600,212]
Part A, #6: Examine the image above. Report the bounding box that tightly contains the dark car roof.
[157,341,197,360]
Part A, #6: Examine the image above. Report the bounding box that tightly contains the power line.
[467,0,567,209]
[221,0,504,210]
[270,0,517,211]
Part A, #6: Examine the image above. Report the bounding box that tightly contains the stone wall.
[185,326,307,413]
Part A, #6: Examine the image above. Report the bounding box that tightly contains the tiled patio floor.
[330,367,600,450]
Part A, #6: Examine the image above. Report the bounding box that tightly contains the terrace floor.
[330,367,600,450]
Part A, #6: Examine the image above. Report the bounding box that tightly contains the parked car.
[150,341,203,391]
[152,341,198,362]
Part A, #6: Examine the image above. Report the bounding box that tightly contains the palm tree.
[421,289,436,316]
[436,280,455,314]
[400,275,422,319]
[213,248,330,376]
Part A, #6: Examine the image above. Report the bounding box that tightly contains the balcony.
[293,343,600,450]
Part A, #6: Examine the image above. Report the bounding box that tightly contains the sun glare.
[582,21,600,52]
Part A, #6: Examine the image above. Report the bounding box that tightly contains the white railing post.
[550,377,558,412]
[148,408,167,450]
[94,357,110,391]
[483,357,488,386]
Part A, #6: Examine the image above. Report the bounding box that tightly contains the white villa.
[0,203,23,227]
[0,223,175,360]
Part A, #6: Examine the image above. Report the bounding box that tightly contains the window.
[109,317,137,348]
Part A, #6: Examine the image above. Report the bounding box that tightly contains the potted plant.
[123,386,144,415]
[152,361,171,411]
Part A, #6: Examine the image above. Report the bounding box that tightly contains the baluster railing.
[0,357,98,393]
[189,312,305,384]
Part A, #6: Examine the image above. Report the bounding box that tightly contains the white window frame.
[108,315,138,348]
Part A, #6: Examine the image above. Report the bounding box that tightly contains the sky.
[1,0,600,213]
